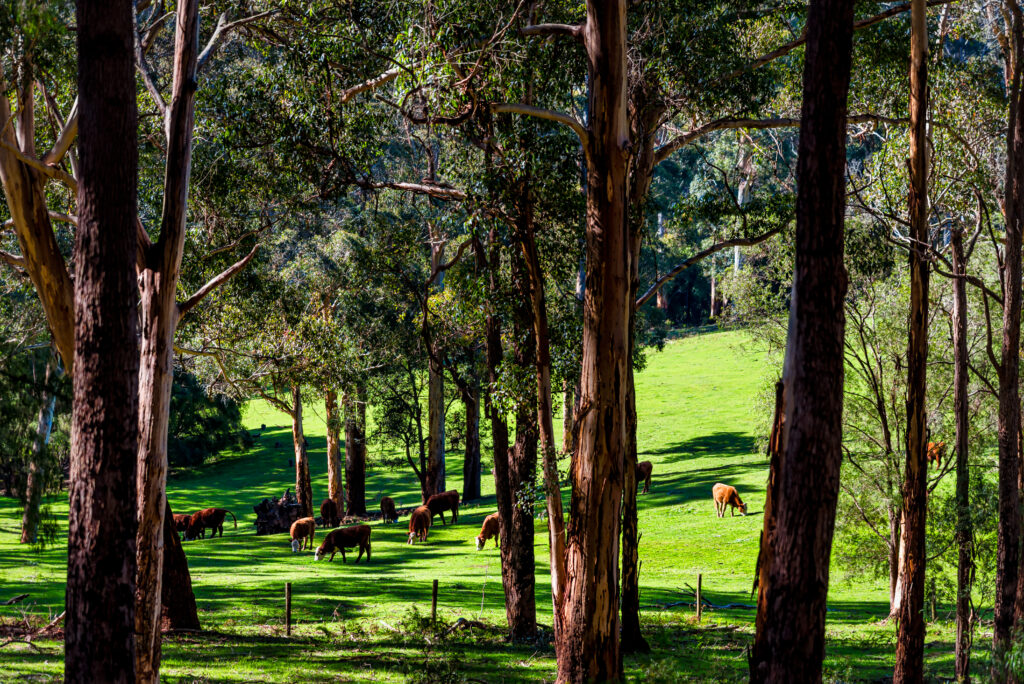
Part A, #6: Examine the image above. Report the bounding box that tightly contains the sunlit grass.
[0,329,991,681]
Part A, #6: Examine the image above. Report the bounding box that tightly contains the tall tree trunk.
[326,390,343,507]
[998,6,1024,663]
[462,382,482,502]
[561,381,573,453]
[21,350,58,544]
[951,227,975,681]
[160,501,200,631]
[134,3,201,679]
[481,233,537,640]
[426,239,447,497]
[344,389,367,516]
[889,508,901,612]
[291,385,313,518]
[620,365,648,653]
[65,1,139,679]
[894,2,931,681]
[558,2,631,679]
[748,0,855,680]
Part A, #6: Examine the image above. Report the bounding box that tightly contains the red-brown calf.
[712,483,747,517]
[636,461,653,494]
[426,489,460,526]
[290,517,315,552]
[475,513,501,550]
[380,496,398,524]
[186,507,237,540]
[315,524,372,563]
[408,505,431,544]
[320,498,339,528]
[927,441,946,468]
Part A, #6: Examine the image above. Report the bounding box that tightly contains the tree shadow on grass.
[642,432,757,464]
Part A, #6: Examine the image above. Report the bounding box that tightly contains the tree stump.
[253,489,303,535]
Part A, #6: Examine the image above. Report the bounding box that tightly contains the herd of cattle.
[171,459,768,563]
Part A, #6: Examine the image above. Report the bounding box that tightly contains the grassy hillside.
[0,329,988,682]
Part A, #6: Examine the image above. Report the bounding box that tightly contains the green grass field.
[0,330,992,682]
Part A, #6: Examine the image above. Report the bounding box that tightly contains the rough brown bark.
[160,501,200,632]
[561,381,574,453]
[65,1,139,679]
[620,366,648,653]
[998,5,1024,664]
[894,2,930,680]
[326,390,343,507]
[748,0,855,679]
[481,232,538,640]
[21,351,57,544]
[951,227,975,681]
[462,383,482,502]
[344,388,367,516]
[557,2,631,679]
[291,385,313,518]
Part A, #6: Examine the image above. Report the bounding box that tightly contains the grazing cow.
[636,461,653,494]
[290,517,316,553]
[172,514,192,536]
[380,496,398,524]
[927,441,946,468]
[320,498,340,528]
[186,507,237,540]
[408,505,432,544]
[425,490,460,526]
[315,524,372,563]
[475,513,501,550]
[712,483,747,517]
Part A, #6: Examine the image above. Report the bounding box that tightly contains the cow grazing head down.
[738,502,748,516]
[475,536,485,550]
[314,547,325,561]
[291,539,300,553]
[407,532,417,545]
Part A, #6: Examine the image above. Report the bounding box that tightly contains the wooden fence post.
[285,582,292,636]
[696,574,703,623]
[432,579,439,624]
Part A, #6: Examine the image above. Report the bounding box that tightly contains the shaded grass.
[0,329,993,681]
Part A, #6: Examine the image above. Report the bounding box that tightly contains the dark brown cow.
[380,496,398,524]
[636,460,653,494]
[475,513,501,550]
[408,505,431,544]
[172,513,192,536]
[315,524,372,563]
[426,489,460,526]
[320,498,339,528]
[186,507,237,540]
[290,517,315,552]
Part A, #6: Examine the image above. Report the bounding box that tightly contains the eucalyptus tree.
[64,1,139,679]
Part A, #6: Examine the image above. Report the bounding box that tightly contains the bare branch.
[492,102,588,149]
[0,249,26,269]
[178,243,260,317]
[42,98,77,167]
[340,68,403,104]
[367,180,468,201]
[134,7,167,120]
[654,114,908,166]
[0,139,77,192]
[427,237,474,287]
[198,10,279,71]
[521,23,584,41]
[636,227,783,308]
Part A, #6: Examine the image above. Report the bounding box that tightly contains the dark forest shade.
[65,0,140,681]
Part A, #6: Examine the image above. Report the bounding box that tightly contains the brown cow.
[186,507,237,540]
[636,461,653,494]
[290,517,316,553]
[426,489,460,526]
[315,524,372,563]
[320,498,340,528]
[712,483,747,517]
[927,441,946,468]
[408,505,432,544]
[380,496,398,524]
[172,513,192,536]
[475,513,501,550]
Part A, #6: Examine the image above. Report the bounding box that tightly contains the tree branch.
[492,103,588,149]
[198,10,279,71]
[340,67,404,104]
[427,237,474,287]
[520,23,584,41]
[636,227,783,309]
[0,249,26,269]
[41,98,77,167]
[178,243,260,318]
[366,180,468,201]
[134,9,167,120]
[654,114,907,166]
[0,140,77,193]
